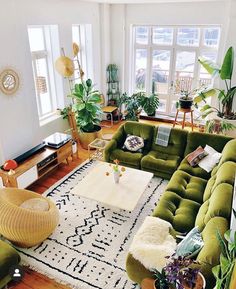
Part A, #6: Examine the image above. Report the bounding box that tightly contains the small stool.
[173,108,194,131]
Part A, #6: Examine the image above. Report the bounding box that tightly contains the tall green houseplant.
[194,46,236,120]
[70,79,102,133]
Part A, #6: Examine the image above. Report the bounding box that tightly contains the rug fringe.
[21,260,82,289]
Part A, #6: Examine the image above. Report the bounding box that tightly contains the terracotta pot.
[78,125,102,149]
[183,273,206,289]
[229,263,236,289]
[153,273,206,289]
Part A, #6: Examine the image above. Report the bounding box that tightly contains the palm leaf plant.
[194,47,236,120]
[212,209,236,289]
[69,78,102,132]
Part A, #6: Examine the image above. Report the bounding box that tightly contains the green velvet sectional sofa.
[104,121,236,289]
[0,240,20,288]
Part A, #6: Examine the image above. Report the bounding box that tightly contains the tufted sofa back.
[113,121,154,153]
[195,140,236,231]
[184,132,232,157]
[151,127,188,157]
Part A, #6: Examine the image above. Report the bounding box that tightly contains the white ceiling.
[80,0,226,3]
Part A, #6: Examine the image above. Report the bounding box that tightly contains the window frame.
[28,25,60,122]
[131,25,221,115]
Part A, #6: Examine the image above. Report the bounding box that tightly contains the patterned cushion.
[123,134,145,152]
[187,146,207,167]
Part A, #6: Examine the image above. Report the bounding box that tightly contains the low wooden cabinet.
[0,141,72,189]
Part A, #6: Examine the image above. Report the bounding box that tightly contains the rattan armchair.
[0,188,59,248]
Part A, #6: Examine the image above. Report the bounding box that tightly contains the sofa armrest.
[112,125,126,147]
[104,139,117,162]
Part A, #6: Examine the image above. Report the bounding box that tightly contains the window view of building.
[132,26,220,115]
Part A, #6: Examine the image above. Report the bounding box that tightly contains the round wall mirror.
[0,69,20,95]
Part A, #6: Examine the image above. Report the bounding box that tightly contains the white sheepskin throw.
[129,216,176,271]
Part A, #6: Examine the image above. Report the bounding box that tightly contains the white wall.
[0,0,235,164]
[110,1,231,94]
[0,0,102,163]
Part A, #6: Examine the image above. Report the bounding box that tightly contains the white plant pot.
[212,114,236,137]
[222,118,236,137]
[113,170,120,184]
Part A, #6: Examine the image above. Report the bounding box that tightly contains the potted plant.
[119,91,159,120]
[205,119,236,135]
[174,79,194,109]
[139,92,160,116]
[70,78,103,149]
[178,92,194,109]
[194,46,236,136]
[212,209,236,289]
[153,255,205,289]
[118,92,143,121]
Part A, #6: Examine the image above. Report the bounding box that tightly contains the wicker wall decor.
[0,68,20,95]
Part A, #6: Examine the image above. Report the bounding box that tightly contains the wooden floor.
[9,119,195,289]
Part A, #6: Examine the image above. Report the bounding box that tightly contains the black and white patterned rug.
[17,160,167,289]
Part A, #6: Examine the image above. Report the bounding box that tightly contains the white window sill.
[39,112,62,127]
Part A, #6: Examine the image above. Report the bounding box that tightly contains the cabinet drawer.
[17,166,38,189]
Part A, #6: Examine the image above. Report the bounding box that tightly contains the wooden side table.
[173,108,194,131]
[88,138,109,161]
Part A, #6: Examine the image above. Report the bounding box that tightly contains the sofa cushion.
[165,170,207,204]
[217,139,236,168]
[178,158,211,180]
[152,191,201,233]
[110,149,143,168]
[186,146,207,167]
[141,151,181,175]
[184,132,232,157]
[203,161,236,202]
[197,216,228,269]
[151,127,188,157]
[121,122,154,153]
[195,161,235,231]
[196,217,229,289]
[123,134,145,152]
[0,240,20,279]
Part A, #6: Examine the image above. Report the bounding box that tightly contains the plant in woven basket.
[69,79,102,133]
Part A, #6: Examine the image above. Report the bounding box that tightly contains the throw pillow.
[198,144,222,172]
[123,134,145,152]
[20,198,49,211]
[187,146,208,167]
[176,227,204,258]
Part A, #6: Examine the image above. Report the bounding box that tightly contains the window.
[131,26,221,115]
[28,25,61,121]
[72,24,93,85]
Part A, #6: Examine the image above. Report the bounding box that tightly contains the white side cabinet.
[16,166,38,189]
[0,177,3,188]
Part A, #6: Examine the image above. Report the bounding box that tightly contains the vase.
[113,170,120,184]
